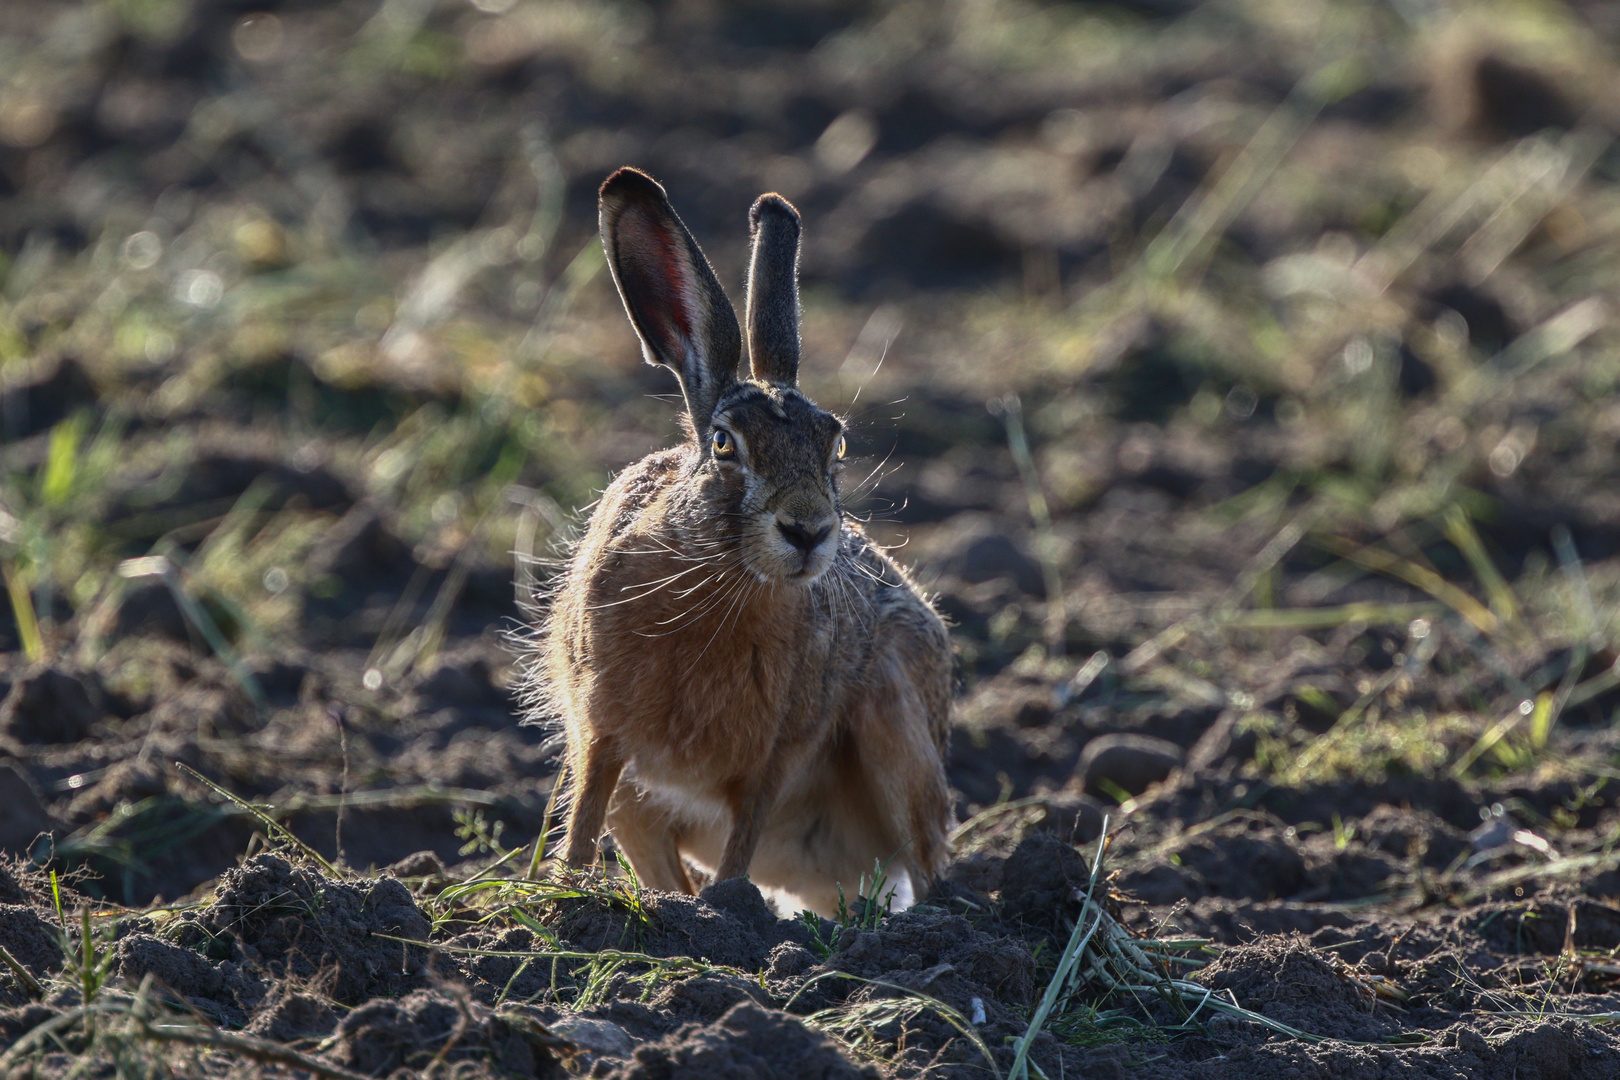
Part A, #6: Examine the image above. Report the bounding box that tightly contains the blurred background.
[3,0,1620,903]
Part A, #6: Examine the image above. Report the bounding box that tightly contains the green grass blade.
[3,562,43,662]
[175,763,340,877]
[1008,819,1111,1080]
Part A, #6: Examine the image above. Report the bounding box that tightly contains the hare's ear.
[745,193,802,386]
[599,168,741,431]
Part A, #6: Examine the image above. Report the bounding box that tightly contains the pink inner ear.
[617,205,698,364]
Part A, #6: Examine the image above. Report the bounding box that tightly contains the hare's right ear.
[599,168,741,432]
[745,193,802,386]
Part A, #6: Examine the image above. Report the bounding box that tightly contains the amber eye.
[836,435,847,460]
[712,428,736,458]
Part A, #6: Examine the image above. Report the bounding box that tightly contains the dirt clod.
[0,668,103,745]
[552,878,812,971]
[0,905,63,980]
[825,908,1036,1014]
[999,830,1091,933]
[0,766,56,858]
[115,931,276,1027]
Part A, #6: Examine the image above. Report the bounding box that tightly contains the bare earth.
[4,0,1620,1076]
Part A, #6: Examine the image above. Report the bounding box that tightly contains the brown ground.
[4,0,1620,1076]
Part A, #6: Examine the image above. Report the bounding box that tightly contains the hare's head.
[599,168,846,584]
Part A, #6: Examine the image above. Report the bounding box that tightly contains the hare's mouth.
[759,546,834,585]
[763,514,837,583]
[789,560,829,582]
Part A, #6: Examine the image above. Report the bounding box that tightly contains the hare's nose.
[777,518,832,554]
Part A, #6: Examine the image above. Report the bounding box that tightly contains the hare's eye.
[836,436,847,460]
[712,428,735,458]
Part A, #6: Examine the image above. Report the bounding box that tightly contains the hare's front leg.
[715,751,793,883]
[607,786,695,894]
[563,735,624,869]
[843,623,953,888]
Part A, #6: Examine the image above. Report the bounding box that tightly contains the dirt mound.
[1195,937,1399,1043]
[646,974,772,1030]
[243,986,339,1043]
[1157,827,1310,901]
[0,1004,57,1042]
[112,933,261,1027]
[1121,1019,1620,1080]
[106,855,441,1025]
[189,854,434,1006]
[0,865,27,906]
[823,909,1034,1012]
[998,830,1092,934]
[608,1000,878,1080]
[558,973,768,1052]
[800,906,1038,1074]
[330,988,569,1078]
[545,877,815,970]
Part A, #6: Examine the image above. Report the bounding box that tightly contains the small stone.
[550,1015,635,1058]
[1076,733,1184,799]
[386,851,447,880]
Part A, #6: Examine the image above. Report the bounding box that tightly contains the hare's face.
[708,382,846,584]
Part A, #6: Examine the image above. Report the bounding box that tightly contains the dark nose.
[777,519,832,554]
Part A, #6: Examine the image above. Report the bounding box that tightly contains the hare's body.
[538,169,952,916]
[548,444,951,913]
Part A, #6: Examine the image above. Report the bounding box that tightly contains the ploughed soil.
[6,0,1620,1076]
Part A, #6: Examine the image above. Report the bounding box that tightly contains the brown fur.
[534,168,952,916]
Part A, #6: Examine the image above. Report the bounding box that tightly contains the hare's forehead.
[712,384,841,443]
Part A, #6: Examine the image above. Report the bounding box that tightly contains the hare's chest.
[587,578,842,777]
[660,652,791,759]
[627,641,830,772]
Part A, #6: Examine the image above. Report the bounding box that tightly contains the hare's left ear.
[745,193,802,387]
[600,167,741,433]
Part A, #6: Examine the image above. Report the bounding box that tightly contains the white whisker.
[585,559,727,610]
[686,572,761,672]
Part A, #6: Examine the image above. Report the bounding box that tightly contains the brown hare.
[536,167,952,917]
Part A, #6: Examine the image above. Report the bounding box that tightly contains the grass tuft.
[1007,820,1351,1080]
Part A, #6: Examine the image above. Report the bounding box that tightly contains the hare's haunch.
[536,167,953,916]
